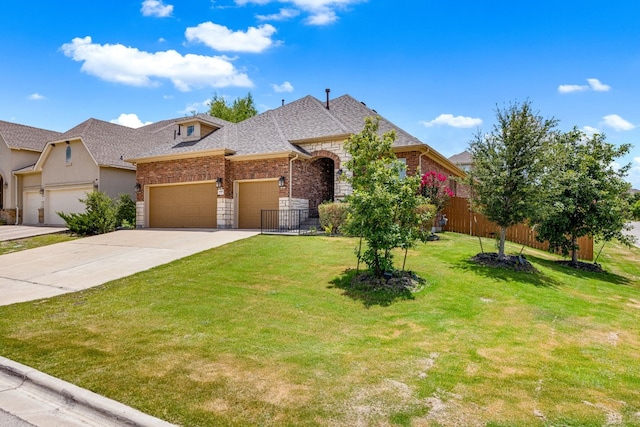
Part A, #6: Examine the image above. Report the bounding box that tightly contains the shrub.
[58,191,117,236]
[416,203,437,241]
[318,201,349,235]
[115,193,136,227]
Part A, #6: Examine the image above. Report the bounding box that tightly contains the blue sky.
[2,1,640,188]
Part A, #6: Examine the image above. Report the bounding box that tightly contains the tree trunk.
[498,227,507,259]
[571,235,578,264]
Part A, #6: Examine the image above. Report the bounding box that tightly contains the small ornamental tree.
[467,100,558,259]
[534,129,635,263]
[420,171,454,213]
[58,191,117,236]
[343,117,424,278]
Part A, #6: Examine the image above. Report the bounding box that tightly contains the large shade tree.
[534,129,634,263]
[467,100,558,259]
[208,92,257,123]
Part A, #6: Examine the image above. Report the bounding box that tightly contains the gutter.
[418,149,430,175]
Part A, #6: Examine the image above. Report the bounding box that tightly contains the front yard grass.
[0,233,639,426]
[0,232,76,255]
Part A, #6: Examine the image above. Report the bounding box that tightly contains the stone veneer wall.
[217,198,233,228]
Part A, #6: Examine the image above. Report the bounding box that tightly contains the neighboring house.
[128,93,466,229]
[15,119,159,225]
[0,120,61,224]
[448,150,473,172]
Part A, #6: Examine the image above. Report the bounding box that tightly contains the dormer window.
[187,125,195,137]
[65,145,72,165]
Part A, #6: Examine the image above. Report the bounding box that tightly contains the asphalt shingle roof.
[57,118,162,169]
[448,150,473,165]
[131,93,429,160]
[0,120,61,151]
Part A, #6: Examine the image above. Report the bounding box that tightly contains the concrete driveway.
[0,225,67,242]
[0,229,259,306]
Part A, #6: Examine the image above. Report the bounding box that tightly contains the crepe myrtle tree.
[467,100,558,259]
[533,128,635,263]
[343,116,425,278]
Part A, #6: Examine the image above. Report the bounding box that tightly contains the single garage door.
[46,187,92,225]
[238,180,279,229]
[149,183,217,228]
[22,191,41,224]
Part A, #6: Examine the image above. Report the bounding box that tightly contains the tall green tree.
[467,101,558,259]
[343,117,425,277]
[208,92,257,123]
[534,129,634,263]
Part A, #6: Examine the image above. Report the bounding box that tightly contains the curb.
[0,356,177,427]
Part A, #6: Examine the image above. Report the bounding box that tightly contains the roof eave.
[126,148,236,164]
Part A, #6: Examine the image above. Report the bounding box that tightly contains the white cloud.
[179,99,211,115]
[558,78,611,94]
[110,113,153,128]
[61,36,252,91]
[420,114,483,128]
[587,78,611,92]
[582,125,600,136]
[236,0,362,25]
[558,84,589,94]
[257,8,300,21]
[141,0,174,17]
[602,114,635,131]
[272,81,294,92]
[185,22,277,53]
[28,93,45,100]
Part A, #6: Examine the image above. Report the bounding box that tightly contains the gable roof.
[0,120,61,152]
[36,118,161,170]
[449,150,473,165]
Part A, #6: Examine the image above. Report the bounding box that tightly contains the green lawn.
[0,233,639,426]
[0,232,76,255]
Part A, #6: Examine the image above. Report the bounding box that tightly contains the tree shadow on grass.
[455,253,632,288]
[328,269,416,308]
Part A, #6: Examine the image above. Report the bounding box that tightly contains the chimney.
[282,99,285,107]
[325,88,330,109]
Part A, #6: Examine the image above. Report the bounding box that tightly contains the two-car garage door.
[22,187,91,225]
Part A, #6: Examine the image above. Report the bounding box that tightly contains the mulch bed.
[351,270,427,293]
[471,253,536,272]
[555,260,604,273]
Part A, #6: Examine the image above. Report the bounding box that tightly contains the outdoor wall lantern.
[336,168,343,177]
[134,183,142,192]
[216,177,223,188]
[278,176,286,188]
[3,182,8,189]
[93,180,99,190]
[39,188,44,195]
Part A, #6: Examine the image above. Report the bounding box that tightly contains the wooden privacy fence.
[442,197,594,261]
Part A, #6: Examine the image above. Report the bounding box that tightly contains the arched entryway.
[308,150,341,213]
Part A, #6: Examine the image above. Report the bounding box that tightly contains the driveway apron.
[0,229,259,306]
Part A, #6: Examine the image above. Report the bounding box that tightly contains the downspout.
[12,172,19,225]
[418,148,430,175]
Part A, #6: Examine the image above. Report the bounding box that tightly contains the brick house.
[128,93,466,229]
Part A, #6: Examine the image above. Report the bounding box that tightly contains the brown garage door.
[149,183,217,228]
[238,180,279,229]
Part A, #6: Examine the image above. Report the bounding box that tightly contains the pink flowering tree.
[420,171,454,213]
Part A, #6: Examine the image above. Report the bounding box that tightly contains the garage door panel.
[23,191,41,225]
[149,183,216,228]
[46,187,92,225]
[238,181,279,229]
